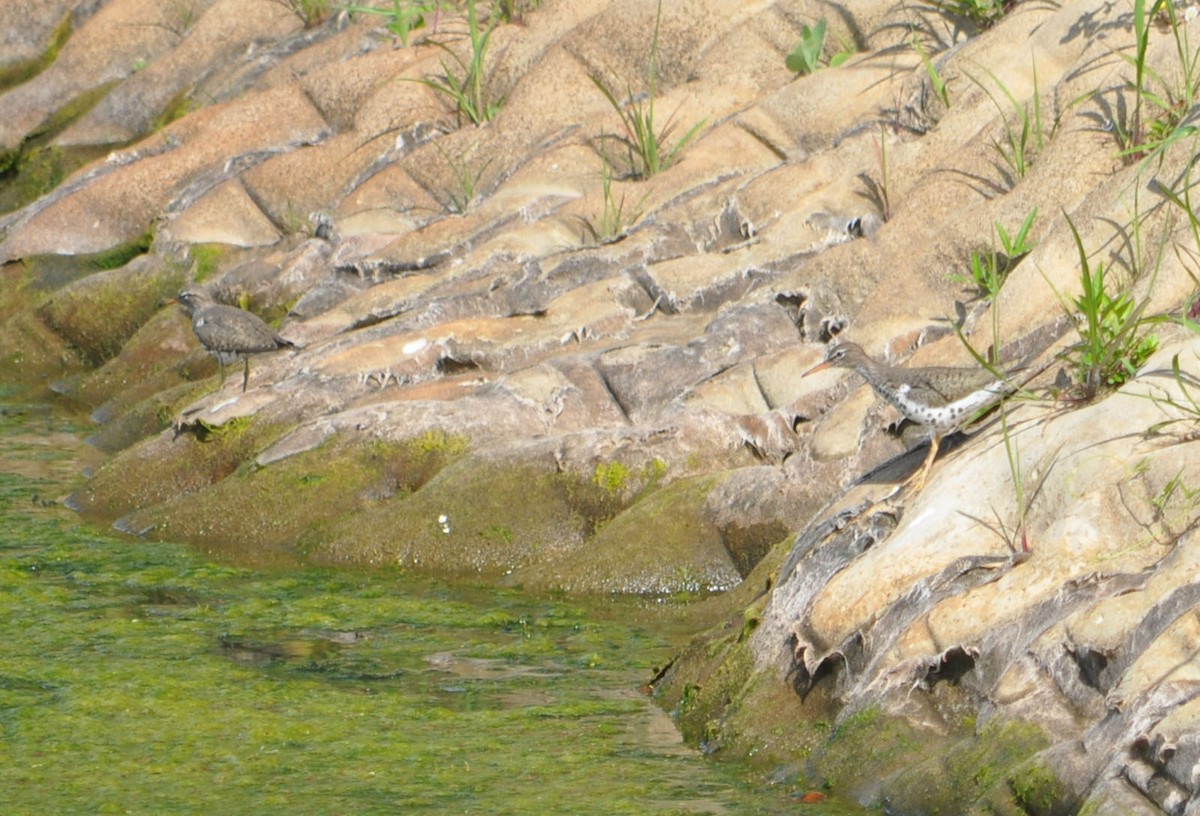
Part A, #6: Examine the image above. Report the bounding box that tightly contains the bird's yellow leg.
[903,433,941,493]
[242,356,250,392]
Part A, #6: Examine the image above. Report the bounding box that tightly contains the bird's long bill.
[802,359,833,377]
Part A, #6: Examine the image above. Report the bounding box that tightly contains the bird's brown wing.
[195,305,291,354]
[907,366,1008,407]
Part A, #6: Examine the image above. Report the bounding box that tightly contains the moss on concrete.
[92,229,155,271]
[38,252,183,365]
[70,416,293,522]
[654,539,840,777]
[0,262,83,384]
[668,619,754,748]
[1007,758,1075,816]
[139,436,440,563]
[29,80,120,144]
[188,244,225,283]
[560,456,668,535]
[808,706,929,796]
[0,311,87,385]
[70,309,206,411]
[308,449,586,579]
[654,528,1069,811]
[0,144,112,215]
[84,379,211,454]
[517,472,740,594]
[152,88,196,133]
[879,717,1054,814]
[0,12,71,96]
[0,54,119,211]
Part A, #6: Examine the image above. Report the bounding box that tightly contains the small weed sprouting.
[856,124,893,222]
[276,0,332,28]
[951,208,1037,300]
[970,406,1060,554]
[1145,463,1200,543]
[1054,215,1158,399]
[590,1,706,180]
[912,35,951,109]
[966,61,1052,187]
[590,77,704,179]
[579,151,646,245]
[435,142,491,214]
[999,408,1029,552]
[414,0,503,126]
[1153,158,1200,303]
[493,0,540,24]
[1149,159,1200,431]
[786,20,825,75]
[342,0,441,46]
[786,19,855,76]
[1143,353,1200,437]
[1149,465,1200,513]
[916,0,1009,31]
[1111,0,1200,167]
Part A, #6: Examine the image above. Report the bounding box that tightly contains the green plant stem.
[589,0,705,179]
[411,0,502,126]
[912,35,950,108]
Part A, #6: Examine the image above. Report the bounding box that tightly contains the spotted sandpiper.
[803,340,1017,492]
[172,290,296,392]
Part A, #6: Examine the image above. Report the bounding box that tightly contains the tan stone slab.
[755,346,824,411]
[2,81,328,260]
[333,159,442,235]
[0,0,79,68]
[0,0,184,150]
[544,276,640,343]
[563,0,768,93]
[680,363,770,415]
[807,379,874,461]
[55,0,301,147]
[294,272,440,341]
[313,331,445,380]
[495,363,593,430]
[312,314,562,382]
[642,253,755,313]
[242,132,374,228]
[284,23,426,133]
[690,3,795,97]
[161,179,281,247]
[545,356,631,427]
[343,53,447,140]
[1111,612,1200,702]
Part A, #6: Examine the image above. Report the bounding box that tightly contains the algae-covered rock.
[70,308,210,415]
[309,448,588,579]
[517,473,741,595]
[68,414,292,523]
[123,435,452,564]
[37,252,183,365]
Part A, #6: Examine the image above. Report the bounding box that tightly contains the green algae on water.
[0,397,860,815]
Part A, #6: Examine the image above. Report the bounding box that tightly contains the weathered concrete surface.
[2,0,1200,812]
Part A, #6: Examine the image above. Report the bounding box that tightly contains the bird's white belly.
[891,381,1007,431]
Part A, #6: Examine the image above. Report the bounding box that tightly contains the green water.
[0,397,859,814]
